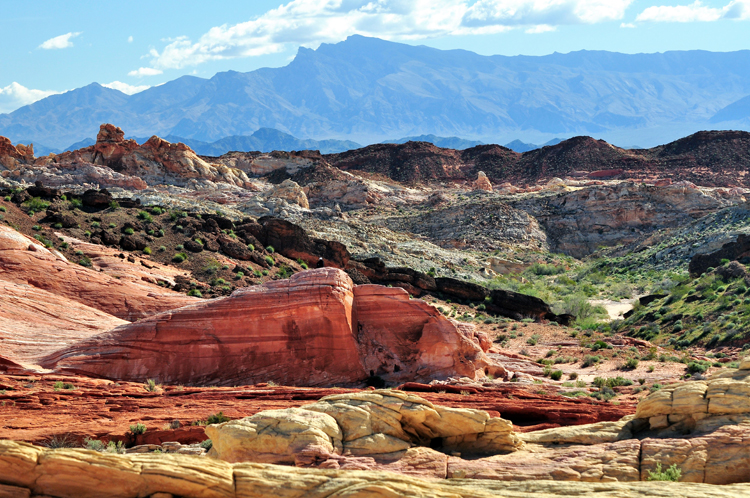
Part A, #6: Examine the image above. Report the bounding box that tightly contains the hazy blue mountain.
[2,36,750,149]
[65,128,360,156]
[64,138,95,151]
[505,138,564,152]
[384,134,484,149]
[711,95,750,123]
[505,140,538,153]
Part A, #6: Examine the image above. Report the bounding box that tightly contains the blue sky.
[1,0,749,113]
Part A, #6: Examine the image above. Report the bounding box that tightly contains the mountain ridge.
[2,36,750,149]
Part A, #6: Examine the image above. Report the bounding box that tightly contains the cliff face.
[41,269,496,387]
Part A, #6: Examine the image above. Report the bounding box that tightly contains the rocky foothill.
[2,123,750,496]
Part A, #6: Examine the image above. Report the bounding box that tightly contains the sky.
[1,0,749,114]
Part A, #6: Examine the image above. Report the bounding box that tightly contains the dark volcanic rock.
[218,235,253,260]
[82,189,113,207]
[43,210,78,228]
[257,217,350,269]
[184,240,205,253]
[435,277,489,301]
[689,234,750,276]
[119,235,149,251]
[26,182,59,199]
[487,289,566,323]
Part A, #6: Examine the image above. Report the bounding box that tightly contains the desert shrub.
[144,379,159,392]
[150,207,163,215]
[590,386,616,401]
[84,438,106,451]
[590,340,612,351]
[108,201,119,210]
[526,334,539,346]
[187,289,203,297]
[172,252,187,263]
[78,257,92,267]
[623,358,639,369]
[235,271,245,279]
[550,370,563,381]
[266,246,275,253]
[568,372,578,380]
[137,210,153,222]
[687,361,709,374]
[42,434,77,449]
[265,255,275,266]
[91,221,100,228]
[123,227,135,235]
[207,412,230,425]
[581,355,601,368]
[647,463,681,482]
[143,247,152,255]
[0,206,5,212]
[594,376,633,388]
[129,423,146,435]
[200,439,213,450]
[529,263,564,276]
[24,197,49,212]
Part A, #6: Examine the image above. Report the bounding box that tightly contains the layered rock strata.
[206,390,522,466]
[42,269,496,386]
[0,225,195,322]
[2,439,749,498]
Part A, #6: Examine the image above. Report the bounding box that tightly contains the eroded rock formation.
[42,269,497,386]
[1,439,747,498]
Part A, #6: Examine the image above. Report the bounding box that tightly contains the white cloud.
[636,0,750,22]
[147,0,634,70]
[128,36,134,43]
[525,24,556,33]
[0,82,59,114]
[102,81,150,95]
[620,22,636,27]
[128,67,163,77]
[39,32,81,50]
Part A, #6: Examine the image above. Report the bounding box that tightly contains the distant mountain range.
[504,138,564,153]
[2,35,750,149]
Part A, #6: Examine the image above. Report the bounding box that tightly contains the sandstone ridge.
[1,439,748,498]
[42,269,499,386]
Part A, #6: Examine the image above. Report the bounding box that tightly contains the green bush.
[187,289,203,297]
[265,255,275,266]
[266,246,275,253]
[172,252,187,263]
[200,439,213,450]
[144,379,159,392]
[109,201,120,210]
[687,361,709,374]
[207,412,230,425]
[129,423,146,435]
[647,463,681,482]
[624,358,639,369]
[582,355,601,368]
[23,197,49,212]
[123,227,135,235]
[78,257,92,267]
[0,206,6,212]
[550,370,563,381]
[143,247,152,255]
[137,211,153,223]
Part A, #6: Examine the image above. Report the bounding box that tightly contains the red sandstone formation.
[0,280,127,371]
[0,225,195,322]
[0,374,635,446]
[8,124,253,189]
[354,285,500,381]
[42,269,501,387]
